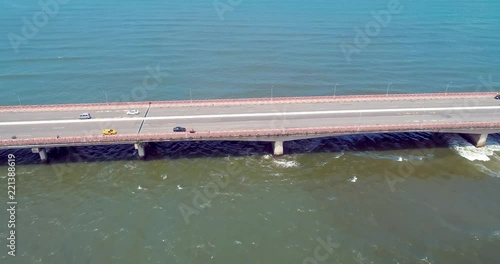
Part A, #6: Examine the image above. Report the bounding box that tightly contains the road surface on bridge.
[0,93,498,147]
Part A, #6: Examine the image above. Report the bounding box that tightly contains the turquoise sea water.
[1,0,500,263]
[1,0,500,105]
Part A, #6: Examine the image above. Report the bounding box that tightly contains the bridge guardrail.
[1,121,499,147]
[0,92,497,112]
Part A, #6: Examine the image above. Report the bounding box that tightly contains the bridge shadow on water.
[0,132,463,166]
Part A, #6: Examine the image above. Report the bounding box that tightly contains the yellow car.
[102,129,117,135]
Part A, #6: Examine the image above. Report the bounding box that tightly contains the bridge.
[0,92,499,162]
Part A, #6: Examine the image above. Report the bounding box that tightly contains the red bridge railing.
[1,122,499,148]
[0,92,497,112]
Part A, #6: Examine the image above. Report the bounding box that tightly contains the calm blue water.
[1,0,499,106]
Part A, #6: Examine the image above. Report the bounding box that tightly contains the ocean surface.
[1,0,500,263]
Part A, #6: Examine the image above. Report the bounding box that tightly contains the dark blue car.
[173,126,187,132]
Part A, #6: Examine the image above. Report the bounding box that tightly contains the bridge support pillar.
[461,133,489,147]
[134,143,147,159]
[32,148,48,163]
[273,141,284,156]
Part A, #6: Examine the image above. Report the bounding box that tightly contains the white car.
[127,110,140,115]
[79,113,91,119]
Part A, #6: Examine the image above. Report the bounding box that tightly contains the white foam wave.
[17,170,35,175]
[273,159,299,168]
[124,163,137,169]
[447,134,500,161]
[316,161,328,167]
[218,192,243,197]
[333,151,344,159]
[490,230,500,241]
[474,164,500,178]
[361,152,413,162]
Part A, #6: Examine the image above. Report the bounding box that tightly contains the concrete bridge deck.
[0,92,499,161]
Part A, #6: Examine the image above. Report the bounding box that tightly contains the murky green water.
[1,133,499,263]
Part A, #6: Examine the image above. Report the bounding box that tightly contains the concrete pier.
[462,133,489,147]
[273,141,284,156]
[134,143,147,159]
[32,148,48,162]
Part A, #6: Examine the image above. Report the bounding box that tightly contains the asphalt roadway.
[0,95,499,142]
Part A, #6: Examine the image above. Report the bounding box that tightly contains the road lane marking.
[0,105,499,126]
